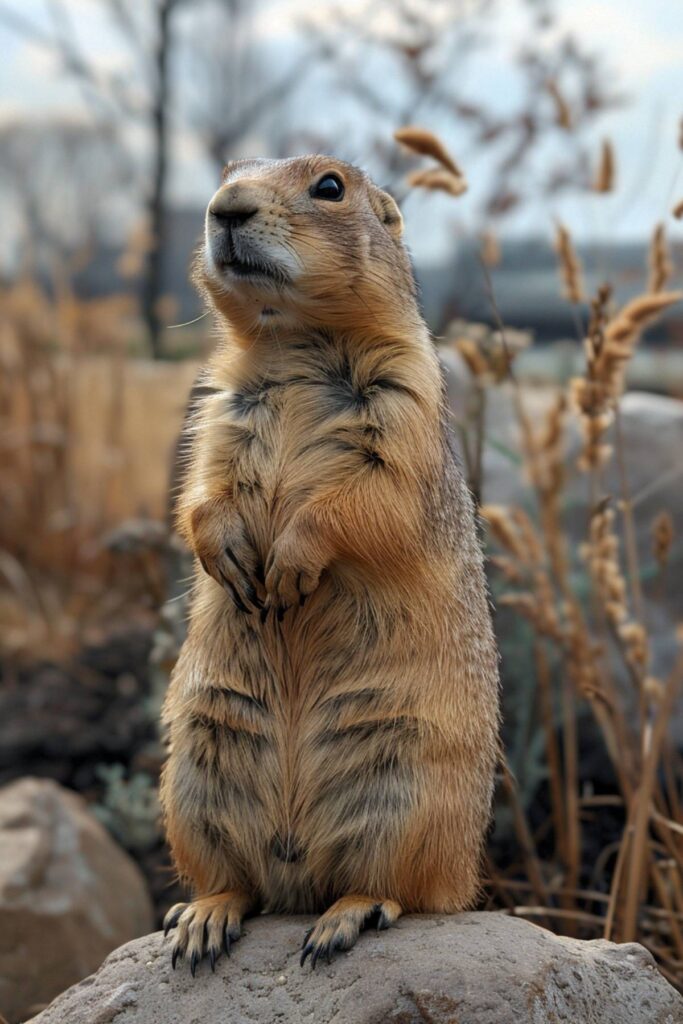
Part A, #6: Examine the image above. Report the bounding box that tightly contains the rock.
[28,913,683,1024]
[0,778,154,1023]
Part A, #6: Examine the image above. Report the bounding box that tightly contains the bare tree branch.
[47,0,150,119]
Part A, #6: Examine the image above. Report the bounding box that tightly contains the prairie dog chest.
[223,341,377,519]
[223,375,312,511]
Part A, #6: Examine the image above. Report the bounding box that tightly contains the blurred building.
[61,211,683,344]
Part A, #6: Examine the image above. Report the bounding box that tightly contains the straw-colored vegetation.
[395,125,469,197]
[554,222,585,304]
[400,122,683,987]
[0,278,198,659]
[594,138,616,193]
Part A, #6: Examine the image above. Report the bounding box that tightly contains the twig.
[651,861,683,964]
[604,824,630,941]
[500,763,553,926]
[613,404,644,622]
[534,639,567,861]
[620,665,682,941]
[507,906,605,927]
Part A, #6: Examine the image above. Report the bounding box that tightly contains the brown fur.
[160,156,500,971]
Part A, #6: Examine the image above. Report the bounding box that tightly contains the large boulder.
[28,913,682,1024]
[0,778,154,1023]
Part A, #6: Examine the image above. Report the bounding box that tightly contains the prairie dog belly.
[174,568,430,909]
[258,583,431,909]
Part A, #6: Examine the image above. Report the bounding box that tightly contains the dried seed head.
[454,337,490,378]
[407,167,468,197]
[606,291,682,352]
[446,320,530,384]
[569,284,616,470]
[546,80,572,130]
[554,222,584,303]
[481,230,501,268]
[648,223,673,294]
[584,506,628,624]
[618,620,649,672]
[594,139,615,193]
[673,198,683,220]
[481,504,527,560]
[511,507,545,566]
[572,289,682,471]
[563,601,604,700]
[394,126,463,176]
[651,510,674,568]
[499,591,560,639]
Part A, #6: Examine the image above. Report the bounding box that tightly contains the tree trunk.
[141,0,174,359]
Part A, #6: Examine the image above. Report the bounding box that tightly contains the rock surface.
[29,912,683,1024]
[0,777,154,1023]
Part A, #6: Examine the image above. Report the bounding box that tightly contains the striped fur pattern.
[160,156,500,972]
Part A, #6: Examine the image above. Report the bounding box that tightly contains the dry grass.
[394,126,468,197]
[480,230,501,268]
[0,280,198,660]
[554,222,585,304]
[649,223,674,293]
[545,79,572,131]
[594,138,616,193]
[401,122,683,987]
[394,125,464,176]
[570,287,682,471]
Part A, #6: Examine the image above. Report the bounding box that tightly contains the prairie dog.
[160,156,500,972]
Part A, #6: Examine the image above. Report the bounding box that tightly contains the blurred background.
[1,1,683,1020]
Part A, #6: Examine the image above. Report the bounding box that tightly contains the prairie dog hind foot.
[300,895,402,969]
[164,889,256,976]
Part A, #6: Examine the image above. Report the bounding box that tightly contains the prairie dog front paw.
[191,496,263,613]
[263,516,329,620]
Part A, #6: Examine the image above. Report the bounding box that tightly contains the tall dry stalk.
[401,123,683,987]
[394,126,468,197]
[594,138,616,192]
[546,80,572,130]
[648,223,674,293]
[554,222,584,304]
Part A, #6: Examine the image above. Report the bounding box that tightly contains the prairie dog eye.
[310,174,345,201]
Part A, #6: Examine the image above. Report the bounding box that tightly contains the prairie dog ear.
[370,187,403,238]
[221,160,238,182]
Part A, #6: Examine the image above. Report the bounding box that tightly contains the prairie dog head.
[196,156,417,338]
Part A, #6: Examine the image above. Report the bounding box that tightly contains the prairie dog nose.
[209,185,259,228]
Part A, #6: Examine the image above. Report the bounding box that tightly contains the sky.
[0,0,682,263]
